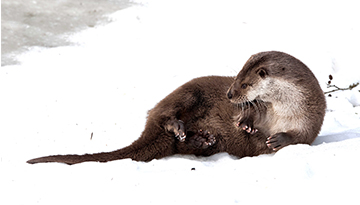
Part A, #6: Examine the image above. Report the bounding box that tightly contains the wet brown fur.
[27,51,325,165]
[27,76,271,165]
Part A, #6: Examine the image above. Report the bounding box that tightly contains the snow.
[1,0,131,66]
[1,0,360,204]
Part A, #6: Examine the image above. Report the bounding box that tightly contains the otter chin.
[227,51,326,151]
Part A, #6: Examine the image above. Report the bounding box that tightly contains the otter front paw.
[237,118,258,134]
[166,119,186,142]
[266,132,292,151]
[189,129,216,149]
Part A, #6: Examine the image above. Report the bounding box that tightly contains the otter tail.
[27,130,176,165]
[26,146,135,165]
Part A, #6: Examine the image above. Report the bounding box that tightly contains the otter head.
[227,51,309,106]
[227,66,268,104]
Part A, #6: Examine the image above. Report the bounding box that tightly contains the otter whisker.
[250,100,260,116]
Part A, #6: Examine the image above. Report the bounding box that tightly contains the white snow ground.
[1,0,360,204]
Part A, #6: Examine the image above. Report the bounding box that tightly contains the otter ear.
[257,68,268,78]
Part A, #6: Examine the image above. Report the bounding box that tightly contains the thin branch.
[324,82,359,94]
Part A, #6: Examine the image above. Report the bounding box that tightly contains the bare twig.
[324,82,359,94]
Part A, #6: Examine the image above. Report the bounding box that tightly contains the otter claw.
[189,129,216,149]
[236,118,257,135]
[239,123,258,134]
[266,132,292,151]
[176,134,186,142]
[166,119,187,142]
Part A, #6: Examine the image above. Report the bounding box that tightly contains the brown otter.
[27,76,271,165]
[227,51,326,151]
[27,51,325,165]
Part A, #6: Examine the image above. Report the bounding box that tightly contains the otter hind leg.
[165,119,186,142]
[188,129,216,149]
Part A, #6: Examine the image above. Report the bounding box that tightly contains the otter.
[27,51,325,165]
[27,76,271,165]
[227,51,326,151]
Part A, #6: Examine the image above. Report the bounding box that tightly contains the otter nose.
[227,91,233,99]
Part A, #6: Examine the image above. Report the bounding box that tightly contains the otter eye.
[257,68,267,78]
[241,84,247,89]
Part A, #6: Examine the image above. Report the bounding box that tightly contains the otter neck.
[260,79,305,117]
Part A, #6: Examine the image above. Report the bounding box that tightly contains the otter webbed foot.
[166,119,186,142]
[237,118,258,134]
[266,132,293,151]
[189,129,216,149]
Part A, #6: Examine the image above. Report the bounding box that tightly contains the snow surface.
[1,0,360,204]
[1,0,131,66]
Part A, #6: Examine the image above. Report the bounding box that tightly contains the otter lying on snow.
[27,51,326,165]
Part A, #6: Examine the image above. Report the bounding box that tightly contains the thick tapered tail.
[27,126,177,165]
[26,147,133,165]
